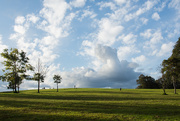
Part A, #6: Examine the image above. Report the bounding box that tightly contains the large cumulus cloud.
[60,44,139,89]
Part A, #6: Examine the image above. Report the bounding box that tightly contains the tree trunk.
[163,88,165,94]
[38,79,40,93]
[57,83,58,92]
[18,85,19,93]
[18,79,20,93]
[14,75,17,93]
[172,76,177,94]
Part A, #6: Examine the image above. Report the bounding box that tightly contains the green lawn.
[0,88,180,121]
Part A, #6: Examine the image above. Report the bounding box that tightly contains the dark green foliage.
[136,74,160,89]
[0,48,33,93]
[172,37,180,58]
[53,74,62,92]
[161,38,180,94]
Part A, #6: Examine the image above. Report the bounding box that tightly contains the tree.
[33,58,48,93]
[136,74,159,89]
[53,74,62,92]
[0,48,33,93]
[161,38,180,94]
[156,77,167,95]
[172,37,180,58]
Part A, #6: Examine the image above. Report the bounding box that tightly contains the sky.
[0,0,180,91]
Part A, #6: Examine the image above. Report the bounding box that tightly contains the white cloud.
[40,0,69,26]
[125,0,157,21]
[155,1,167,12]
[168,0,180,10]
[141,29,163,48]
[15,16,25,24]
[114,0,126,5]
[141,29,163,55]
[140,29,152,38]
[149,29,163,44]
[121,33,137,45]
[60,45,139,88]
[168,28,180,38]
[140,18,148,24]
[152,12,160,21]
[0,35,8,53]
[80,40,95,57]
[117,45,140,60]
[97,2,116,11]
[9,0,72,71]
[132,55,146,63]
[0,35,2,42]
[27,14,39,24]
[98,18,124,46]
[39,0,75,39]
[168,0,180,21]
[157,42,174,56]
[0,35,8,69]
[79,9,97,21]
[14,25,26,35]
[70,0,86,8]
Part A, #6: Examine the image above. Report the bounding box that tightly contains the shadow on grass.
[0,97,180,116]
[1,89,180,101]
[0,109,107,121]
[0,89,180,120]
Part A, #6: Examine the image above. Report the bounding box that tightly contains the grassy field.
[0,88,180,121]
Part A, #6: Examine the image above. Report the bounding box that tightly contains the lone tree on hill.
[0,48,34,93]
[53,74,62,92]
[33,58,49,93]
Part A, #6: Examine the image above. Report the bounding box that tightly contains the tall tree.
[53,74,62,92]
[33,58,48,93]
[172,37,180,58]
[161,38,180,94]
[164,57,180,94]
[0,48,33,93]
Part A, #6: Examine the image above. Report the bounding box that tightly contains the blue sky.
[0,0,180,91]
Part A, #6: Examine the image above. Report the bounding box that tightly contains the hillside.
[0,88,180,121]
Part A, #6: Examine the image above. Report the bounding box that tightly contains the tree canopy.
[136,74,160,89]
[53,74,62,92]
[161,38,180,94]
[0,48,33,93]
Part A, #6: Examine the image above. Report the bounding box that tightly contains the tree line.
[136,74,180,89]
[136,37,180,94]
[0,48,62,93]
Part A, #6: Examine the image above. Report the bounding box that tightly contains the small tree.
[53,74,62,92]
[33,58,48,93]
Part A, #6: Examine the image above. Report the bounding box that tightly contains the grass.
[0,88,180,121]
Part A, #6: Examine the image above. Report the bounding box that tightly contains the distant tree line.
[136,74,180,89]
[136,37,180,94]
